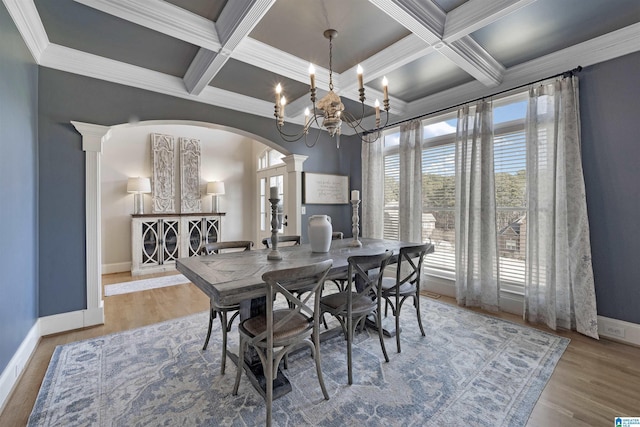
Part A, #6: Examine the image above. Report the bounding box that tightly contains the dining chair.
[199,240,253,374]
[325,231,348,292]
[320,251,393,385]
[381,242,434,353]
[233,259,333,427]
[261,235,301,248]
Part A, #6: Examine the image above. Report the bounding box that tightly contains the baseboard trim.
[598,316,640,346]
[39,307,105,336]
[0,321,40,414]
[102,262,131,274]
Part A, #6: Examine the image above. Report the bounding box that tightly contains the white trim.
[0,322,39,414]
[38,310,84,336]
[102,261,132,274]
[424,274,640,346]
[72,121,109,328]
[598,316,640,346]
[73,0,220,51]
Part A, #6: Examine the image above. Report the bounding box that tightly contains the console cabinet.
[131,213,224,276]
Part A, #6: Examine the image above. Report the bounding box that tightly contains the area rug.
[28,298,569,426]
[104,273,190,296]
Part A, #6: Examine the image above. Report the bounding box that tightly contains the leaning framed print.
[303,172,349,204]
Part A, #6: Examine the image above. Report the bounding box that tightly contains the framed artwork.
[303,172,349,204]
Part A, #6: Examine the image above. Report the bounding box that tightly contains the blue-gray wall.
[0,5,39,373]
[2,0,639,375]
[580,52,640,324]
[37,68,360,316]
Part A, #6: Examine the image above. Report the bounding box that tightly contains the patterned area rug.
[104,274,190,296]
[28,298,569,426]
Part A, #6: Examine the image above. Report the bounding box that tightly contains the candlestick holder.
[349,199,362,247]
[267,197,282,260]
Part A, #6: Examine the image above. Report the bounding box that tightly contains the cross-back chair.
[199,240,253,374]
[261,235,301,248]
[381,242,434,353]
[320,251,393,385]
[233,259,333,427]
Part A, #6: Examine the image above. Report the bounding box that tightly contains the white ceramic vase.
[308,215,332,253]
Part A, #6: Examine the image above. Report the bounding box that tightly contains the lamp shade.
[127,177,151,193]
[206,181,225,195]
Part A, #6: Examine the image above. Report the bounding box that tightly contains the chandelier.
[274,29,390,148]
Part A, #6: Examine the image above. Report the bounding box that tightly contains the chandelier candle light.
[349,190,362,247]
[274,29,391,147]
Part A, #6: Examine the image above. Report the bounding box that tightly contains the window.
[382,95,527,287]
[258,148,284,169]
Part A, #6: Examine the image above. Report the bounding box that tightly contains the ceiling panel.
[471,0,640,68]
[382,52,474,102]
[210,58,310,104]
[35,0,199,77]
[249,0,411,73]
[164,0,227,21]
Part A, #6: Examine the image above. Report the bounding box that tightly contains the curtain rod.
[378,65,583,131]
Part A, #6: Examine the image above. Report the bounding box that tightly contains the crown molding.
[73,0,220,51]
[369,0,444,44]
[11,2,640,141]
[392,22,640,126]
[441,37,505,87]
[40,44,278,122]
[443,0,537,43]
[182,0,275,96]
[215,0,274,48]
[40,44,192,98]
[234,37,328,88]
[2,0,49,63]
[340,34,434,84]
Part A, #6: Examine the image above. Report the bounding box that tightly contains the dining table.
[176,237,420,398]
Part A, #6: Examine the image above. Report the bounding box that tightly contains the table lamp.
[206,181,225,213]
[127,177,151,215]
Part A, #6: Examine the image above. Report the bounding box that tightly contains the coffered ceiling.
[4,0,640,134]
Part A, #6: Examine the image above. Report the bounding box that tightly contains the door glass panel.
[270,175,284,233]
[163,220,179,262]
[260,177,266,231]
[142,221,159,264]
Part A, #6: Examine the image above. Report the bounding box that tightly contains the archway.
[72,120,305,327]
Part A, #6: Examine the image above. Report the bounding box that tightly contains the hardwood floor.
[1,272,638,426]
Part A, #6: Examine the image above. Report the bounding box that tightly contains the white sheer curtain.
[361,138,384,239]
[399,120,423,243]
[525,76,599,339]
[455,100,500,311]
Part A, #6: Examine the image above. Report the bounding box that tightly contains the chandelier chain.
[328,35,334,91]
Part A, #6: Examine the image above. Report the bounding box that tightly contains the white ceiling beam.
[443,0,537,43]
[371,0,505,88]
[73,0,220,51]
[339,34,434,86]
[439,37,505,86]
[368,0,444,45]
[184,0,275,95]
[2,0,49,63]
[39,43,276,120]
[395,22,640,127]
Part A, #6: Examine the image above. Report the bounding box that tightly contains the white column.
[71,121,110,327]
[282,154,307,236]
